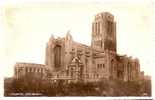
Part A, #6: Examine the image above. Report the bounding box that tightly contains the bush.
[4,77,151,96]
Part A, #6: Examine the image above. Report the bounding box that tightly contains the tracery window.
[54,45,61,69]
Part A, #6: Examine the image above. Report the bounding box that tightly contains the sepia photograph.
[1,0,154,99]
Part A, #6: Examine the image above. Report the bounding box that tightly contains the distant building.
[14,62,48,79]
[14,12,141,82]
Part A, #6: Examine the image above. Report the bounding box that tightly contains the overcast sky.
[0,0,155,78]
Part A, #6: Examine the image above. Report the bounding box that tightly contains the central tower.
[91,12,117,52]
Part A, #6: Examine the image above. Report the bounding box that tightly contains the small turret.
[66,30,72,41]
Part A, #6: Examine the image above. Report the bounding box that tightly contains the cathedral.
[14,12,140,83]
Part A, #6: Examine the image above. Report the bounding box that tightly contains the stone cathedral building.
[14,12,140,82]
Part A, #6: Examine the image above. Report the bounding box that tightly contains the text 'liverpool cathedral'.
[14,12,141,83]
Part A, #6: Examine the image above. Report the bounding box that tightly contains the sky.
[0,0,155,79]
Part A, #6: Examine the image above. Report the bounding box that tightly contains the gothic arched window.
[54,45,61,69]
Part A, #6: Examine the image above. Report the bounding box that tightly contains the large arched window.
[54,45,61,69]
